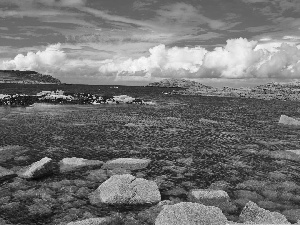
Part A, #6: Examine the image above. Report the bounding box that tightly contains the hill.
[147,78,213,89]
[0,70,61,84]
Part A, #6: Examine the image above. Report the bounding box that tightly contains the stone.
[257,200,283,210]
[268,171,288,181]
[279,115,300,126]
[233,190,264,203]
[235,180,267,191]
[282,209,300,223]
[66,217,110,225]
[18,157,54,179]
[0,166,16,181]
[27,203,52,216]
[102,158,151,171]
[60,157,103,172]
[208,180,230,191]
[239,201,290,224]
[86,169,108,182]
[0,145,26,163]
[155,202,228,225]
[176,157,193,166]
[188,189,230,206]
[261,150,300,162]
[89,174,161,205]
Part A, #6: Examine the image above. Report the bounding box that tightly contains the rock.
[257,200,283,210]
[208,180,230,191]
[66,217,111,225]
[279,115,300,126]
[60,157,103,172]
[239,201,290,224]
[155,202,228,225]
[0,145,26,163]
[27,203,52,216]
[18,157,54,179]
[176,157,193,166]
[233,190,264,203]
[188,189,230,206]
[89,174,161,205]
[235,180,267,191]
[261,150,300,162]
[102,158,151,171]
[0,166,16,181]
[261,189,278,201]
[86,169,108,182]
[268,171,288,181]
[282,209,300,223]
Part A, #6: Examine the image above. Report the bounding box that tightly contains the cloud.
[2,43,66,72]
[98,38,300,81]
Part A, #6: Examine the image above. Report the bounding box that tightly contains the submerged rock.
[89,174,161,205]
[188,189,230,206]
[101,158,151,171]
[66,217,111,225]
[18,157,55,179]
[0,166,16,182]
[279,115,300,126]
[60,157,103,172]
[155,202,228,225]
[239,201,290,224]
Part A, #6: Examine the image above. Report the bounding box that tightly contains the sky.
[0,0,300,87]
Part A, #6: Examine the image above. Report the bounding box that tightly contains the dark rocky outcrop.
[0,70,61,84]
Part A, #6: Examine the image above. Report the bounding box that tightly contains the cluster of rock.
[148,78,300,102]
[2,153,300,225]
[0,70,61,84]
[0,90,155,106]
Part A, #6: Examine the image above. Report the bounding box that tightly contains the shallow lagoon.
[1,85,300,224]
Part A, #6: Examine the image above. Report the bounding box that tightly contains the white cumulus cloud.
[2,43,66,73]
[99,38,300,81]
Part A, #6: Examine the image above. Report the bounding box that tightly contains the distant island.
[0,70,61,84]
[148,78,300,102]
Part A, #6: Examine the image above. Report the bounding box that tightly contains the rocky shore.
[148,79,300,102]
[0,90,155,106]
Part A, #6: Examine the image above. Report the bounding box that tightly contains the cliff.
[0,70,61,84]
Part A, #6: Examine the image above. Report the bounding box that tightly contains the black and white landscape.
[0,0,300,225]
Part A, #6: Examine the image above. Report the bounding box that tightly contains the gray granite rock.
[188,189,230,206]
[101,158,151,171]
[0,166,16,181]
[282,209,300,223]
[155,202,228,225]
[18,157,54,179]
[89,174,161,205]
[239,201,290,224]
[66,217,111,225]
[279,115,300,126]
[60,157,103,172]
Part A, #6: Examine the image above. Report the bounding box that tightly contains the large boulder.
[279,115,300,126]
[89,174,161,205]
[239,201,290,224]
[60,157,103,172]
[0,166,16,181]
[18,157,55,179]
[155,202,228,225]
[102,158,151,171]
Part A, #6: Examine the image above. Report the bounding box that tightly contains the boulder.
[0,145,26,163]
[101,158,151,171]
[89,174,161,205]
[233,190,264,203]
[0,166,16,181]
[188,189,230,206]
[155,202,228,225]
[60,157,104,172]
[18,157,54,179]
[239,201,290,224]
[282,209,300,223]
[66,217,111,225]
[279,115,300,126]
